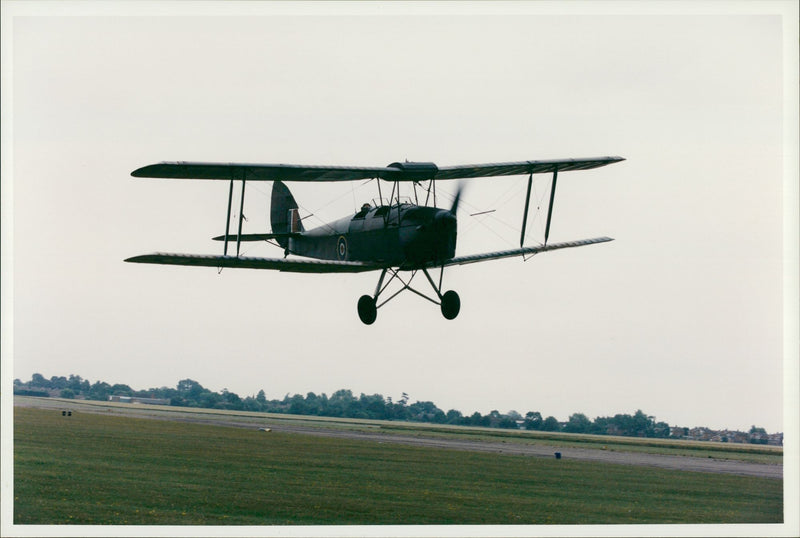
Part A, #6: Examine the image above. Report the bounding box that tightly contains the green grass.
[14,406,782,525]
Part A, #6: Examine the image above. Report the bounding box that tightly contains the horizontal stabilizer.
[124,253,384,274]
[211,233,299,242]
[438,237,613,267]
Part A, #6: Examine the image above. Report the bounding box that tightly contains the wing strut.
[544,168,558,246]
[223,178,234,256]
[520,173,533,247]
[519,168,559,248]
[222,170,248,257]
[236,173,247,257]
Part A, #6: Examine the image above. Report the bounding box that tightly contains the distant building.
[108,395,170,406]
[767,433,783,446]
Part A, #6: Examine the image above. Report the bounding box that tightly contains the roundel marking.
[337,236,348,261]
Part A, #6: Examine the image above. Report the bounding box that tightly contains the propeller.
[449,181,464,215]
[433,182,463,232]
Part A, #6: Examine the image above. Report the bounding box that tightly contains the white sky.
[2,1,797,441]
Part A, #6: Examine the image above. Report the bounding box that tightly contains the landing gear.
[357,295,377,325]
[356,266,461,325]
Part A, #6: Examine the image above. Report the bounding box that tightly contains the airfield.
[14,396,783,525]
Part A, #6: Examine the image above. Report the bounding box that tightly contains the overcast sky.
[3,1,797,442]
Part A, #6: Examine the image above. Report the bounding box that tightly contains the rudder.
[271,181,304,248]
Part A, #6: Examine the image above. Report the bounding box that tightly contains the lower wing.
[124,253,384,273]
[125,237,612,274]
[437,237,613,267]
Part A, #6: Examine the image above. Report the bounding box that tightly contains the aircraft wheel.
[440,290,460,320]
[357,295,377,325]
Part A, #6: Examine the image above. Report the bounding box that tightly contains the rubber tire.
[357,295,377,325]
[440,290,461,320]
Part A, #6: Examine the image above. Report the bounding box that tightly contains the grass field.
[14,405,782,525]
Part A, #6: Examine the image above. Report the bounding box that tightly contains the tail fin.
[271,181,304,248]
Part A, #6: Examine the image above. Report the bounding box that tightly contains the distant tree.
[496,416,519,429]
[256,389,267,403]
[468,411,490,427]
[60,388,76,399]
[487,410,502,428]
[110,383,134,397]
[359,393,388,420]
[88,381,112,401]
[632,410,655,437]
[31,373,48,388]
[177,379,205,399]
[288,394,308,415]
[68,375,90,393]
[749,425,768,444]
[221,389,243,410]
[50,376,68,389]
[242,396,262,412]
[445,409,463,424]
[329,389,357,417]
[303,392,324,415]
[564,413,592,434]
[541,416,561,431]
[524,411,543,431]
[506,410,523,421]
[653,421,671,438]
[199,391,222,409]
[407,401,446,423]
[388,397,409,420]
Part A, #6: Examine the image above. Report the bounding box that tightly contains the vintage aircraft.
[126,156,624,324]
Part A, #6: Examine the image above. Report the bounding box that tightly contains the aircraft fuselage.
[288,203,457,269]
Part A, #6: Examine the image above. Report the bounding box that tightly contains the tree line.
[13,373,775,441]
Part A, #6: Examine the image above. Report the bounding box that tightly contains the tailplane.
[270,181,304,247]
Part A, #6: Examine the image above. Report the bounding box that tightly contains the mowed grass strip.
[14,407,782,525]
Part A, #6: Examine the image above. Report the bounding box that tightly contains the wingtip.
[131,165,154,177]
[124,254,155,263]
[131,163,172,177]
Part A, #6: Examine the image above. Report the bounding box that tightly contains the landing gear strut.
[357,266,460,325]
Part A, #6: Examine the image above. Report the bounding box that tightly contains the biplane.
[126,156,624,324]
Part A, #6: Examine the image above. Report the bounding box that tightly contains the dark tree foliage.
[564,413,593,434]
[541,416,561,431]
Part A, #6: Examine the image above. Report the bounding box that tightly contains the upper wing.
[131,162,396,182]
[437,237,613,267]
[433,157,624,180]
[125,253,384,273]
[131,156,624,182]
